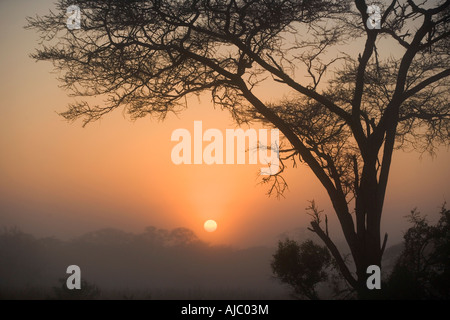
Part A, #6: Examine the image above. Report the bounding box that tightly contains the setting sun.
[204,220,217,233]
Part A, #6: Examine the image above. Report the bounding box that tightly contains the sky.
[0,0,449,250]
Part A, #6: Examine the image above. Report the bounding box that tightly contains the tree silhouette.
[386,204,450,299]
[50,278,101,300]
[26,0,450,297]
[271,239,332,300]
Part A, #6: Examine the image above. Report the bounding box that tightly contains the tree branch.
[403,68,450,101]
[310,221,358,288]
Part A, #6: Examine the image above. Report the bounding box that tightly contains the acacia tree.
[26,0,449,297]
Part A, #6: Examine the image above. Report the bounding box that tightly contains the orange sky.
[0,0,449,248]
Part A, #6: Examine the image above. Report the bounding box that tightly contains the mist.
[0,226,294,299]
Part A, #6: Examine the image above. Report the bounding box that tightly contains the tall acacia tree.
[27,0,449,296]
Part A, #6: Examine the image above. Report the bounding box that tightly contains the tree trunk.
[327,149,388,298]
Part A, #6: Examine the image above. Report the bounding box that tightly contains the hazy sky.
[0,0,449,249]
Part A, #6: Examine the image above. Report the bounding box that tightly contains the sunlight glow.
[204,220,217,232]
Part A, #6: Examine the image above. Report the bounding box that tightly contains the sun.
[204,220,217,232]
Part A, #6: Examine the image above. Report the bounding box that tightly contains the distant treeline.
[0,226,290,299]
